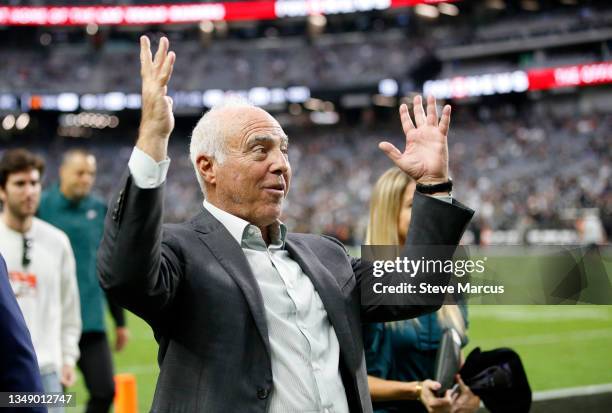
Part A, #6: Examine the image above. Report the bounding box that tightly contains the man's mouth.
[263,182,286,195]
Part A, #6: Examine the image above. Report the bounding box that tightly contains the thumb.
[429,380,442,391]
[456,374,469,391]
[378,141,402,162]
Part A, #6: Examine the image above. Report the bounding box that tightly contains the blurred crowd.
[1,3,610,94]
[31,108,611,246]
[0,33,417,94]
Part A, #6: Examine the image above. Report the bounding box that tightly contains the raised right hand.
[138,35,176,160]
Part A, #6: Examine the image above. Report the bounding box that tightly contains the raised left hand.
[379,95,450,184]
[451,375,481,413]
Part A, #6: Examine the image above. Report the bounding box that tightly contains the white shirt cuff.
[128,146,171,189]
[433,195,453,204]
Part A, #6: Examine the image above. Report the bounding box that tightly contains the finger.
[154,36,169,69]
[456,375,469,391]
[165,96,174,108]
[399,103,415,135]
[430,397,450,407]
[426,95,438,126]
[428,381,442,391]
[378,141,402,162]
[159,51,176,84]
[413,95,427,127]
[140,36,152,74]
[439,104,451,136]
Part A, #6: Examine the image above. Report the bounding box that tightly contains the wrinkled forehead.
[223,107,287,146]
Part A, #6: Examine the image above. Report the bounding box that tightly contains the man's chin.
[16,210,36,220]
[257,204,283,225]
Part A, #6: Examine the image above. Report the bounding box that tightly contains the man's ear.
[0,187,6,204]
[196,154,216,186]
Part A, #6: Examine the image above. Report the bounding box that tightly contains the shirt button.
[257,387,270,400]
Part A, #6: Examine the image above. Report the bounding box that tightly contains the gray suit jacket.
[97,172,474,413]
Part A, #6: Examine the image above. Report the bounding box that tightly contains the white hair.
[189,95,255,197]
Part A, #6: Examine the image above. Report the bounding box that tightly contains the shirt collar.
[202,200,287,250]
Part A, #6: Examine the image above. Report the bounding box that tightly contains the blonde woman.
[363,167,480,413]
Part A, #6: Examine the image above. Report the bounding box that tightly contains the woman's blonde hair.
[365,167,465,335]
[366,167,412,245]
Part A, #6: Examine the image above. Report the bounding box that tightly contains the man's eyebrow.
[246,135,289,146]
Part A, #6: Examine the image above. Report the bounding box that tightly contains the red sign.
[527,62,612,90]
[0,1,445,26]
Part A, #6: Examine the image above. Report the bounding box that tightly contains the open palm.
[379,95,450,184]
[140,36,175,140]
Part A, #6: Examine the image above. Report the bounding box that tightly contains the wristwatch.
[415,381,422,401]
[416,179,453,195]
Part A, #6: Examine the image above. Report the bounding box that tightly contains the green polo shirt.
[38,184,108,333]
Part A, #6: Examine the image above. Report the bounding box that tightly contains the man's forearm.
[97,172,178,323]
[136,129,169,163]
[368,375,419,401]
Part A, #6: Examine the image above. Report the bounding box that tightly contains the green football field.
[65,305,612,412]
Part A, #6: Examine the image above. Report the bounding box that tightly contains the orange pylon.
[114,373,138,413]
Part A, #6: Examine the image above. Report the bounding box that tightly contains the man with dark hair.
[0,149,81,413]
[0,149,45,189]
[39,149,129,413]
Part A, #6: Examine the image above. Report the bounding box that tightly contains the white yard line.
[474,327,612,346]
[470,306,612,321]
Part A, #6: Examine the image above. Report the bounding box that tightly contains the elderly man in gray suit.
[97,36,474,413]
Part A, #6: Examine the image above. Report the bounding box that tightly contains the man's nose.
[270,149,289,175]
[25,183,37,195]
[82,176,93,185]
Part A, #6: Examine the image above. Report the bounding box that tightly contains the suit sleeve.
[106,292,126,328]
[97,171,184,326]
[356,192,474,322]
[0,255,46,399]
[98,201,126,328]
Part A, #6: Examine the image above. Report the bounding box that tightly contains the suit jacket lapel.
[285,236,358,367]
[190,210,271,359]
